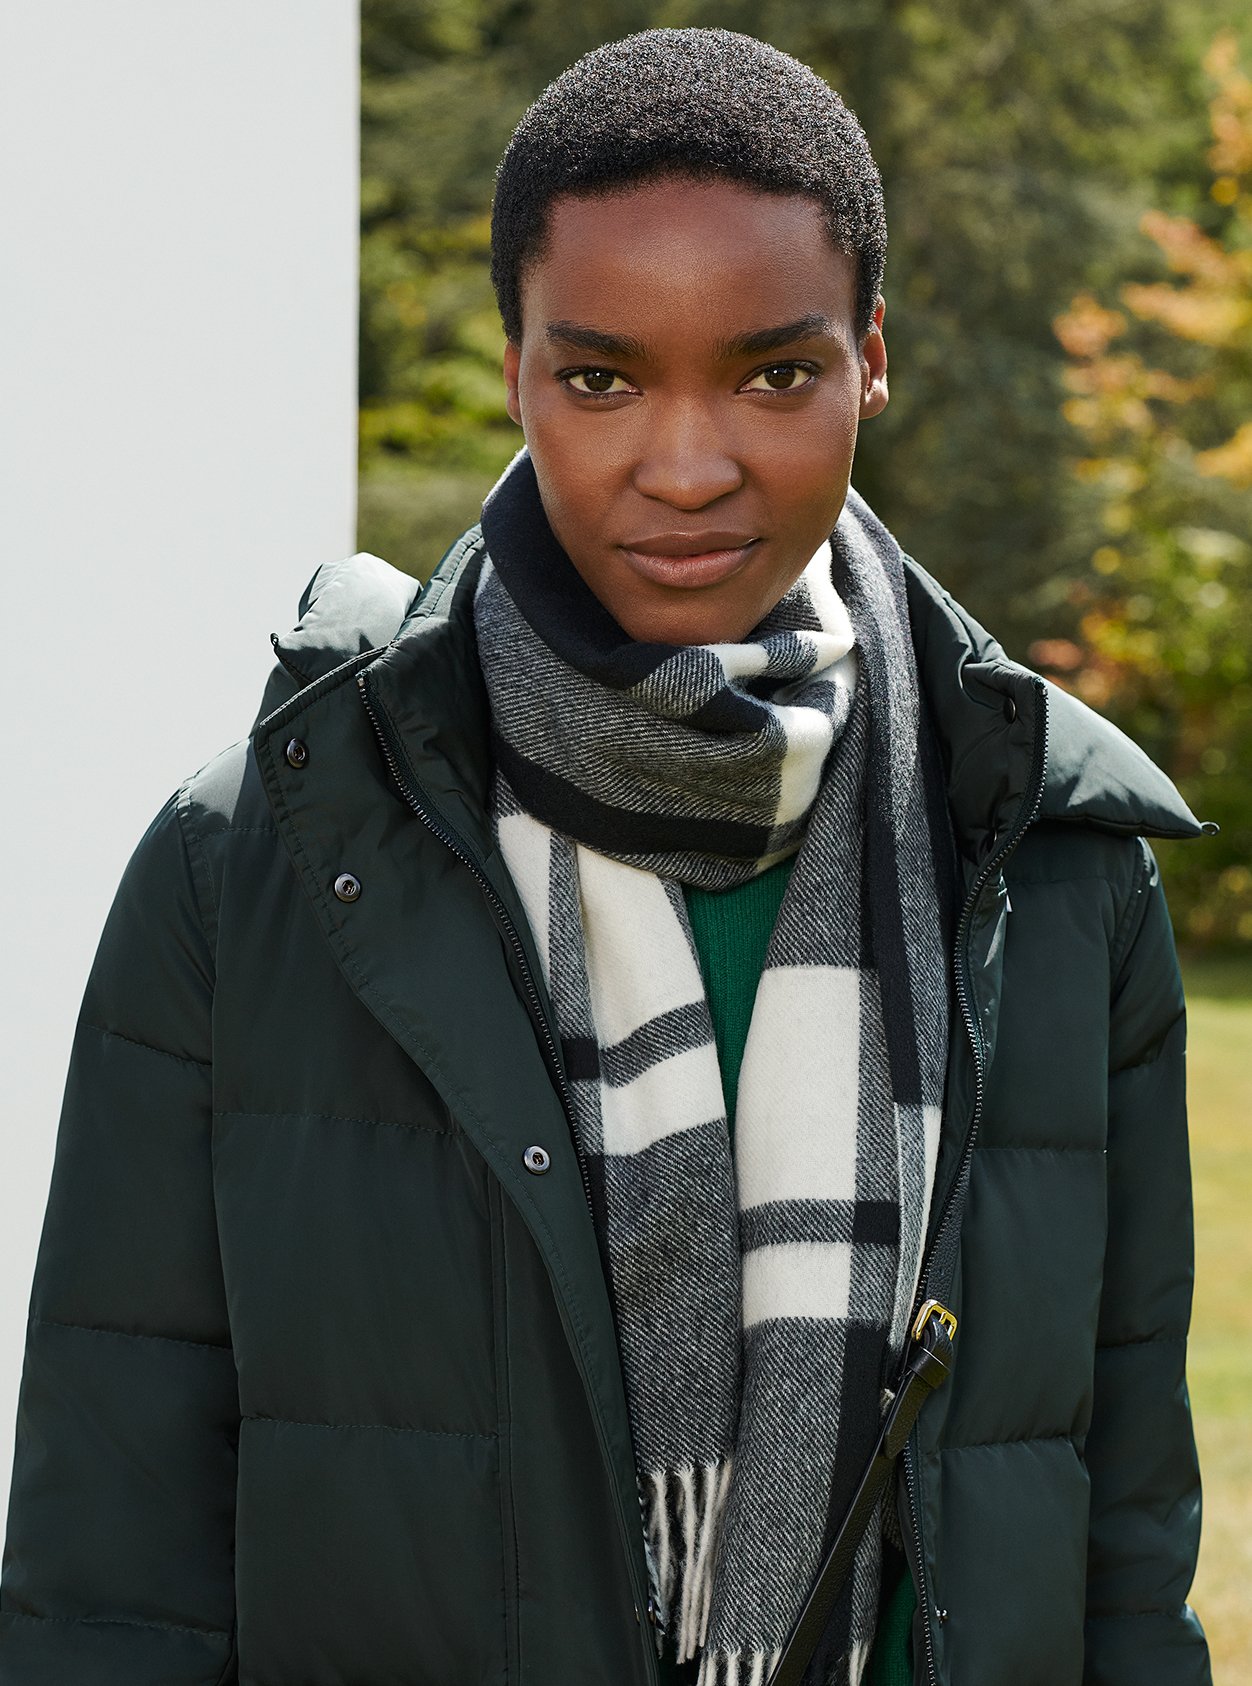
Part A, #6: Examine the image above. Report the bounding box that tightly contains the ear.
[503,338,523,429]
[859,294,888,420]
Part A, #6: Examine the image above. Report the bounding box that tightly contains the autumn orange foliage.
[1050,31,1252,945]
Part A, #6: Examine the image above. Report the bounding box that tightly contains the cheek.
[529,446,606,558]
[520,379,612,473]
[740,375,861,474]
[755,415,857,514]
[529,418,596,488]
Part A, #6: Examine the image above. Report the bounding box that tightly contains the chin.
[606,600,727,646]
[604,583,762,647]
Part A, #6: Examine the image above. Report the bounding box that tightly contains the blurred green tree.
[1049,30,1252,947]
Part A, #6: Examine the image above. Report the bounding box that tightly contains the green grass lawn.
[1180,953,1252,1679]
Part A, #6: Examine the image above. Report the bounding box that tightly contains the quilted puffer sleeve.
[0,787,238,1685]
[1083,841,1211,1684]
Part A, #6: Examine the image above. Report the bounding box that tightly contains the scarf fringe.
[693,1636,870,1686]
[696,1645,785,1686]
[645,1456,735,1662]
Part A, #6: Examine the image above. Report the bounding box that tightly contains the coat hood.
[257,461,1209,849]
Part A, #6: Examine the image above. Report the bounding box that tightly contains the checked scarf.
[472,449,953,1686]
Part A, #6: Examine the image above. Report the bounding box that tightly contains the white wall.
[0,3,360,1491]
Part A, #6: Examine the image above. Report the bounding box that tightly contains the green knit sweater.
[649,858,913,1686]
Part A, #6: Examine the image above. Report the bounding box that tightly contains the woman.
[0,28,1211,1686]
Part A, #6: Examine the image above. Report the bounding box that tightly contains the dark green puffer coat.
[0,518,1213,1686]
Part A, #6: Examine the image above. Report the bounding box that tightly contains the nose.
[630,398,744,508]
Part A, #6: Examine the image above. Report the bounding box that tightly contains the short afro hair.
[490,28,886,345]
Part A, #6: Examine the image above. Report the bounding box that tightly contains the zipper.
[901,676,1050,1686]
[355,670,658,1685]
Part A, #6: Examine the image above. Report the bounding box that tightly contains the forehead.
[522,176,858,344]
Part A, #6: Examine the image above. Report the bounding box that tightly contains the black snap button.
[333,872,361,903]
[522,1144,551,1175]
[1003,695,1017,723]
[936,1606,949,1625]
[285,737,308,768]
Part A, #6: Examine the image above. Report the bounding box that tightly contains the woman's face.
[503,174,888,646]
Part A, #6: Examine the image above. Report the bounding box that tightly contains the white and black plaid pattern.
[473,451,952,1686]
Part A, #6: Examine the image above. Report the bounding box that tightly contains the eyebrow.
[543,312,840,362]
[715,313,841,359]
[544,321,648,360]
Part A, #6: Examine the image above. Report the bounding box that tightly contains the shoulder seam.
[175,779,220,958]
[1108,835,1153,982]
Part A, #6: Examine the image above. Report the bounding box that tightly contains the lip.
[618,534,761,589]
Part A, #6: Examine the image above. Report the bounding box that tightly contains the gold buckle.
[911,1298,958,1344]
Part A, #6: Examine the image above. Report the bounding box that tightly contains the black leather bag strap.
[766,1304,958,1686]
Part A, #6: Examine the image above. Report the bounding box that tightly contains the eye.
[560,367,634,396]
[741,361,820,393]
